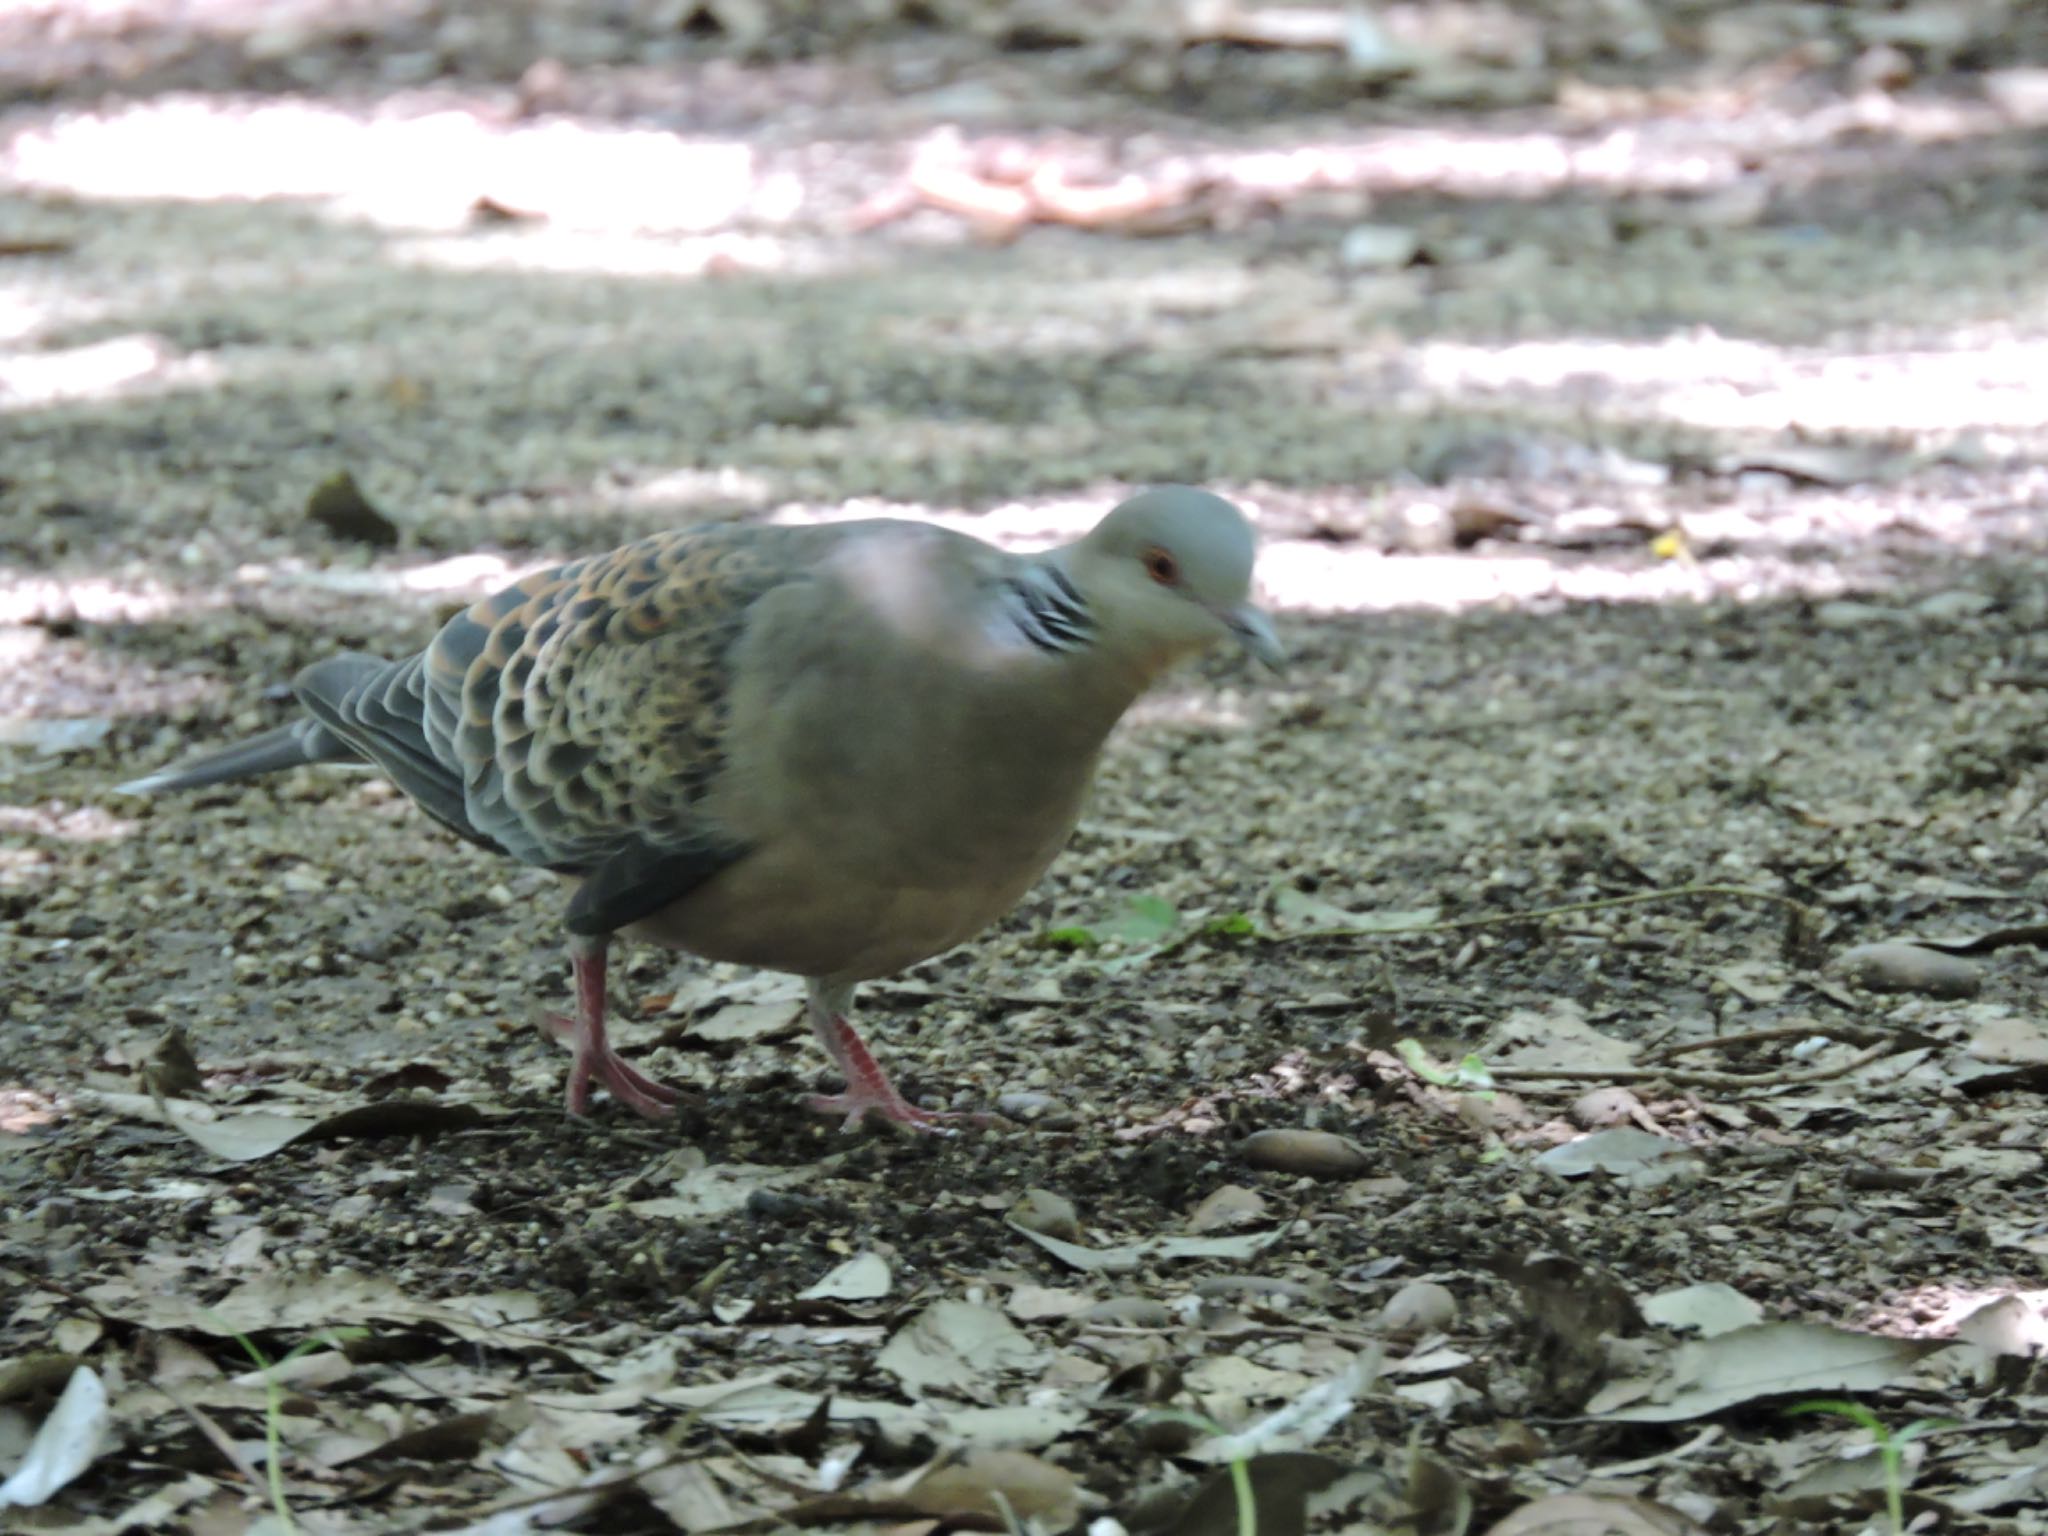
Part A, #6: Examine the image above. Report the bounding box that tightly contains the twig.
[1278,884,1813,945]
[1907,922,2048,956]
[1082,1319,1385,1350]
[1455,1039,1898,1090]
[0,1262,139,1329]
[870,982,1089,1010]
[1641,1021,1869,1063]
[1843,1164,1941,1191]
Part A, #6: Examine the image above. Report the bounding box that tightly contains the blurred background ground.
[3,3,2048,1533]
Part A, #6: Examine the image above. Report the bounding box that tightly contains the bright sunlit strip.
[1413,333,2048,435]
[4,98,775,234]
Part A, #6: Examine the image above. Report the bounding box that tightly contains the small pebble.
[996,1090,1066,1121]
[1339,223,1421,271]
[1186,1183,1268,1233]
[1077,1296,1172,1328]
[1239,1127,1369,1179]
[306,469,400,546]
[1008,1187,1081,1242]
[1813,600,1895,629]
[1836,941,1982,999]
[1379,1280,1457,1338]
[1194,1274,1319,1304]
[1913,589,1994,620]
[1569,1087,1643,1129]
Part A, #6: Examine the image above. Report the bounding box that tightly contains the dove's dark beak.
[1224,604,1284,671]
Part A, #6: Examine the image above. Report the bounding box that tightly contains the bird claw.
[803,1090,988,1136]
[806,1008,990,1134]
[546,1012,680,1120]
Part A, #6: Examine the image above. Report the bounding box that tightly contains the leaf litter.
[11,3,2048,1531]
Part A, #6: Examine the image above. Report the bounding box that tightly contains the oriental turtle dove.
[118,486,1280,1128]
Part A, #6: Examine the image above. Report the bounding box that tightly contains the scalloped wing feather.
[420,521,860,872]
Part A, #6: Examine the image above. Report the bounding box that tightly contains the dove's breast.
[620,531,1137,982]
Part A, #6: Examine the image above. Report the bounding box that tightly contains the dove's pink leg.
[802,982,987,1133]
[545,938,679,1120]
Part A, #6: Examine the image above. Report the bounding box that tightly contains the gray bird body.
[120,486,1278,1123]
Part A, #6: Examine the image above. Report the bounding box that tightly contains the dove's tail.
[113,718,358,795]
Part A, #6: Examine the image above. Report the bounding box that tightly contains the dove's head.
[1066,486,1282,673]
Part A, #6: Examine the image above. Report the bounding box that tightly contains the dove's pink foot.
[806,1011,985,1133]
[544,942,679,1120]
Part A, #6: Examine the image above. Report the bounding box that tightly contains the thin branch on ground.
[1278,884,1815,945]
[1641,1020,1877,1061]
[1460,1039,1898,1090]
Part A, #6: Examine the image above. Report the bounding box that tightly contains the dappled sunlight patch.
[0,640,229,785]
[616,464,777,514]
[0,804,138,886]
[1255,538,1844,614]
[0,284,114,348]
[1884,1283,2048,1348]
[771,490,1118,547]
[0,331,218,411]
[4,97,785,237]
[1413,331,2048,436]
[0,1084,63,1134]
[392,227,797,281]
[0,802,137,842]
[0,573,184,627]
[1121,686,1267,737]
[238,548,530,600]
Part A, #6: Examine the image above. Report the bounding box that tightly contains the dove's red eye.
[1141,546,1179,586]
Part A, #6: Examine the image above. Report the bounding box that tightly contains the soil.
[4,4,2048,1534]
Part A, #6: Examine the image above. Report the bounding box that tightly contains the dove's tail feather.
[113,718,356,795]
[115,649,511,858]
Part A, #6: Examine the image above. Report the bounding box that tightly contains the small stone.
[307,471,400,547]
[1813,599,1898,629]
[1379,1280,1457,1338]
[1913,589,1995,621]
[1569,1087,1643,1129]
[1077,1296,1172,1328]
[1194,1274,1320,1304]
[1186,1183,1268,1233]
[1239,1127,1370,1179]
[1836,941,1982,999]
[1339,223,1421,272]
[1850,43,1914,91]
[242,22,320,61]
[1008,1187,1081,1243]
[996,1090,1065,1121]
[1985,67,2048,119]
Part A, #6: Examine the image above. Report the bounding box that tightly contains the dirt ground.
[5,4,2048,1533]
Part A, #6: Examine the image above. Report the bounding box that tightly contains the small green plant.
[212,1321,368,1532]
[1045,893,1183,950]
[1133,1407,1257,1536]
[1044,893,1265,958]
[1787,1398,1956,1535]
[1393,1039,1495,1094]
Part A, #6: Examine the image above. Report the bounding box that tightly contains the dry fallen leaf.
[797,1251,892,1302]
[1591,1322,1939,1423]
[904,1448,1082,1530]
[1534,1128,1697,1180]
[1482,1491,1714,1534]
[1638,1283,1764,1338]
[875,1300,1048,1398]
[79,1089,484,1162]
[0,1367,109,1508]
[1008,1221,1287,1273]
